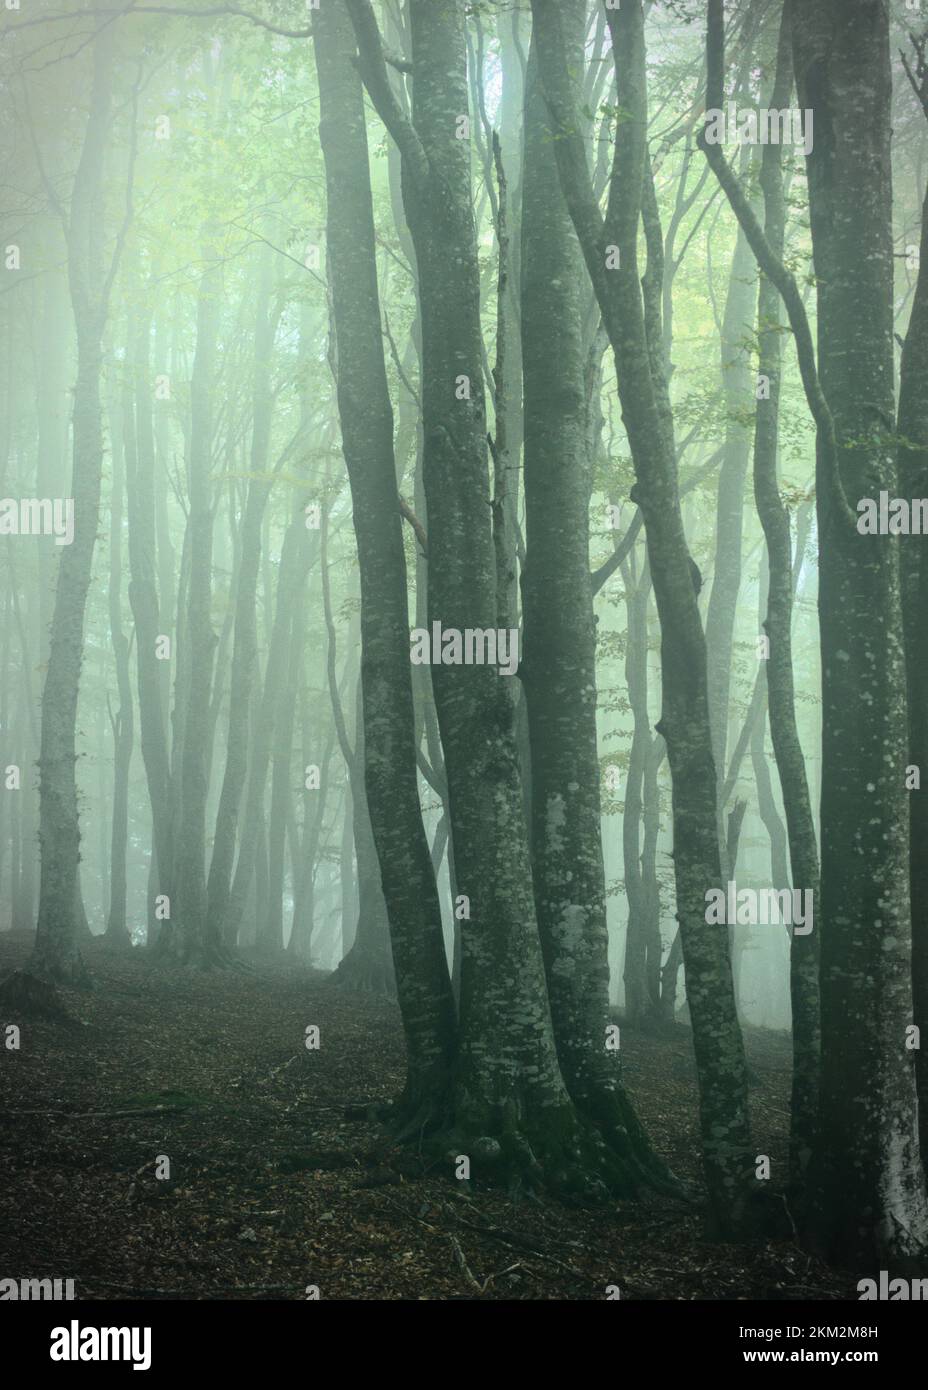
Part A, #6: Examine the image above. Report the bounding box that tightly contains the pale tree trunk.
[705,201,755,841]
[226,510,317,949]
[619,549,663,1026]
[32,26,119,985]
[750,4,820,1194]
[206,242,280,954]
[264,582,305,955]
[103,372,135,948]
[127,298,174,945]
[171,248,220,965]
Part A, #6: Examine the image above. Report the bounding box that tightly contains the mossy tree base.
[330,942,395,999]
[0,969,75,1019]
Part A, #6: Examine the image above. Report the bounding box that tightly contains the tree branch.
[344,0,429,191]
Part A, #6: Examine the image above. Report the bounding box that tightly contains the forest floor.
[0,932,856,1301]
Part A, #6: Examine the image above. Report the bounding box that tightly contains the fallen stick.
[0,1104,187,1121]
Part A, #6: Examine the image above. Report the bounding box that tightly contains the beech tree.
[530,0,759,1233]
[4,0,926,1280]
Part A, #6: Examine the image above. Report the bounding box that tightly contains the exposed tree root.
[566,1068,687,1201]
[100,930,134,952]
[363,1083,681,1205]
[329,947,395,999]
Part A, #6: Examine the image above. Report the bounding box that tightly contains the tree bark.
[531,0,757,1231]
[32,26,118,985]
[171,247,220,965]
[789,0,928,1264]
[750,4,820,1194]
[103,372,135,948]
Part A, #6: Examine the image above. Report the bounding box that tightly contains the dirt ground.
[0,932,855,1300]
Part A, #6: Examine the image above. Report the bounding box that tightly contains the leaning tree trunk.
[531,0,758,1233]
[318,507,394,993]
[705,196,755,850]
[751,3,820,1195]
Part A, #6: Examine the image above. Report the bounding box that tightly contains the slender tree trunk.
[172,248,220,965]
[897,34,928,1176]
[206,244,279,953]
[31,27,117,985]
[620,551,652,1025]
[225,515,315,948]
[531,0,757,1231]
[103,374,135,948]
[751,6,820,1193]
[264,588,305,955]
[705,196,755,845]
[517,12,667,1203]
[127,300,174,946]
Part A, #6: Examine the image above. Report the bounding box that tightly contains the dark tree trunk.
[348,0,655,1195]
[531,0,757,1232]
[519,4,665,1186]
[790,0,928,1264]
[897,35,928,1177]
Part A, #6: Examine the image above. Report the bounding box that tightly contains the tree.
[791,0,928,1264]
[530,0,759,1233]
[520,0,663,1172]
[31,25,127,984]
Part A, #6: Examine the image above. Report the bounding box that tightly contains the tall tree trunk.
[103,373,135,948]
[225,514,315,948]
[705,198,755,843]
[789,0,928,1265]
[531,0,758,1232]
[172,248,220,965]
[349,0,645,1194]
[519,5,665,1185]
[206,243,279,953]
[897,32,928,1178]
[127,299,174,946]
[32,26,117,985]
[751,4,820,1194]
[264,587,305,955]
[620,550,653,1025]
